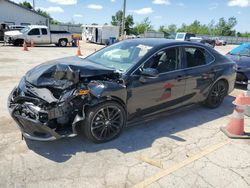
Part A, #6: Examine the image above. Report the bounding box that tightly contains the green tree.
[158,25,166,33]
[214,17,237,36]
[158,24,177,33]
[19,1,32,9]
[111,10,134,35]
[167,24,177,33]
[36,8,59,25]
[36,8,50,17]
[133,17,153,35]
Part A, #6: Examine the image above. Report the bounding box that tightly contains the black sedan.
[227,42,250,85]
[8,39,236,143]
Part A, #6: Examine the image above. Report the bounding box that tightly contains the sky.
[12,0,250,32]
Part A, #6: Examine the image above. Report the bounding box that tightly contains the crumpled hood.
[25,56,116,89]
[4,30,22,36]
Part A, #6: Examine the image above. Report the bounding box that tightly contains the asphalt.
[0,42,249,188]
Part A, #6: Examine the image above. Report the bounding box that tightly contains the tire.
[204,80,228,108]
[82,101,126,143]
[59,39,67,47]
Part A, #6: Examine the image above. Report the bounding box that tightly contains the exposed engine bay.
[8,56,126,141]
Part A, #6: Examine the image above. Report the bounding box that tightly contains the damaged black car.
[8,39,236,143]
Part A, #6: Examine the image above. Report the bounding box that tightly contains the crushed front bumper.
[8,87,81,141]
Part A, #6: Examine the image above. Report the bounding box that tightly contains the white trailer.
[82,25,119,45]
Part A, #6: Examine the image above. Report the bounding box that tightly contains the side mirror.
[140,68,159,78]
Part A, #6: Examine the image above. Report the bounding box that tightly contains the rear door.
[27,28,42,43]
[127,47,187,117]
[181,46,216,104]
[41,28,50,43]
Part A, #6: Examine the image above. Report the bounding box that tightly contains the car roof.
[27,25,48,29]
[122,38,207,48]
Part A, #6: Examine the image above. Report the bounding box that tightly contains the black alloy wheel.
[82,101,126,143]
[205,80,228,108]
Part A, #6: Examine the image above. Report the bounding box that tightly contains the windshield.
[230,43,250,57]
[86,41,153,73]
[20,27,29,33]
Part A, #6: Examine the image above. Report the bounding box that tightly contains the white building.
[0,0,49,26]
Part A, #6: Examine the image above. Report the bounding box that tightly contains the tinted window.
[143,47,181,73]
[185,47,214,68]
[28,29,40,35]
[41,28,48,35]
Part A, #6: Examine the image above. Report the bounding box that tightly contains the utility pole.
[32,0,35,10]
[121,0,126,39]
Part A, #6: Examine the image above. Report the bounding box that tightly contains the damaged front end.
[8,57,125,141]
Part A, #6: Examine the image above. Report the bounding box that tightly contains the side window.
[185,47,214,68]
[28,28,40,35]
[143,47,181,73]
[41,29,48,35]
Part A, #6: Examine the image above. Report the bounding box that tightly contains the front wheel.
[204,80,228,108]
[82,101,126,143]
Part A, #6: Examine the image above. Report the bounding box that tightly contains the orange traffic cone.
[31,40,35,47]
[22,41,28,51]
[76,40,82,56]
[221,94,250,139]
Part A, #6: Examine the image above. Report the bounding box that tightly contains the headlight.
[18,77,27,94]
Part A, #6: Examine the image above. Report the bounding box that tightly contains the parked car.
[227,42,250,84]
[0,24,26,41]
[175,32,216,48]
[9,25,26,31]
[4,25,72,47]
[8,39,236,143]
[214,37,227,46]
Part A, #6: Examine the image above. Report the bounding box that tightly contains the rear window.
[185,47,214,68]
[41,29,48,35]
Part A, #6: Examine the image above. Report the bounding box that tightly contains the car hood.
[4,30,22,36]
[25,56,117,89]
[226,54,250,69]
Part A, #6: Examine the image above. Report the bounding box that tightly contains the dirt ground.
[0,42,249,188]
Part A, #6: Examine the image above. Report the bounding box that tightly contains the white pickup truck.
[4,25,72,47]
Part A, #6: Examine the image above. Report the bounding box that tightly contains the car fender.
[87,80,127,106]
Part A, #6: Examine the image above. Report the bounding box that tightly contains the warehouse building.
[0,0,49,26]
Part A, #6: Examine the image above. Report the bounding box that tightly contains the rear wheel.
[59,39,67,47]
[82,101,126,143]
[204,80,228,108]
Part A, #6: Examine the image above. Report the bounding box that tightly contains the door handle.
[176,75,193,81]
[176,75,183,81]
[37,36,41,38]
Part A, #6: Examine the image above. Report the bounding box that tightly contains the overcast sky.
[13,0,250,32]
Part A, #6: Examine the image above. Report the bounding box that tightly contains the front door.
[27,28,42,43]
[127,47,186,118]
[41,28,50,44]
